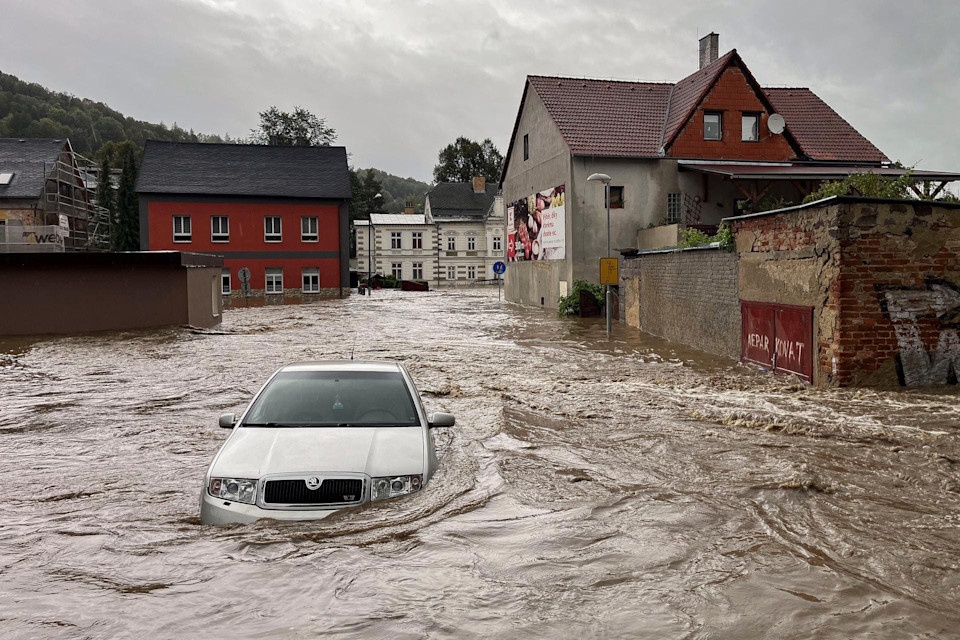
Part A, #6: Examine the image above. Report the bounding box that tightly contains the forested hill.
[360,168,430,213]
[0,70,230,157]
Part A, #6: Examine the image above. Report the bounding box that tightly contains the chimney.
[699,32,719,70]
[404,199,415,214]
[473,176,486,193]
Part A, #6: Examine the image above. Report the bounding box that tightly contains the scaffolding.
[41,149,111,252]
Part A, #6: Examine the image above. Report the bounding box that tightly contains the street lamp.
[587,172,613,337]
[367,192,382,293]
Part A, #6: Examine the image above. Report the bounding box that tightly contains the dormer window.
[0,172,14,185]
[742,113,759,142]
[704,112,722,141]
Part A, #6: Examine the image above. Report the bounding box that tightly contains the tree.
[248,106,336,146]
[112,146,139,251]
[348,168,384,258]
[433,137,503,183]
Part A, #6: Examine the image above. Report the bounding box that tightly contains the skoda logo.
[305,476,322,490]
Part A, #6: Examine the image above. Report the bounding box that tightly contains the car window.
[243,370,421,427]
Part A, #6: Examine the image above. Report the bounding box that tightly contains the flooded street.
[2,287,959,638]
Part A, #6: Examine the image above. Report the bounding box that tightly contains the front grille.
[263,478,363,505]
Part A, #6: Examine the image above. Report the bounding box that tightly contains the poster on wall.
[507,184,565,262]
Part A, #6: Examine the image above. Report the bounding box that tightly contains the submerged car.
[200,361,455,525]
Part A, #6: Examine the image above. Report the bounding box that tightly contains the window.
[704,112,722,140]
[301,217,318,242]
[412,262,423,280]
[264,216,282,242]
[609,186,624,209]
[467,266,476,279]
[173,215,191,242]
[447,236,456,251]
[211,216,229,242]
[391,231,402,249]
[493,236,502,251]
[467,236,476,250]
[265,268,283,294]
[412,231,423,249]
[523,134,529,161]
[0,172,14,185]
[221,269,231,294]
[447,266,457,280]
[742,113,759,142]
[666,193,682,224]
[392,262,403,278]
[302,268,320,293]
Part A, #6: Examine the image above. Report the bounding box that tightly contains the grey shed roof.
[135,140,352,200]
[0,138,69,200]
[426,182,497,221]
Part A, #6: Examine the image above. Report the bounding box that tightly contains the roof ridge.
[144,139,348,151]
[528,74,674,86]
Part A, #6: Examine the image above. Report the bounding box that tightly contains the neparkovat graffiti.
[877,277,960,387]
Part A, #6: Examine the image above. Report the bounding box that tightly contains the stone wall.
[620,248,740,358]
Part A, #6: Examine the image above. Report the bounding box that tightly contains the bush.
[803,170,914,204]
[558,279,606,317]
[674,223,734,252]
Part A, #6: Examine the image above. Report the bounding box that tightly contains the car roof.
[280,361,403,373]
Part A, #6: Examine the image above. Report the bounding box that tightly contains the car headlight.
[208,477,258,504]
[370,475,422,501]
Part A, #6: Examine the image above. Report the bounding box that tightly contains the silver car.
[200,361,455,525]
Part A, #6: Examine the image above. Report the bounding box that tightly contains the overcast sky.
[3,0,959,183]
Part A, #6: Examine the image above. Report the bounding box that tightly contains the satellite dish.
[768,113,785,135]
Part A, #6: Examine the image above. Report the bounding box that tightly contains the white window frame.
[211,216,229,242]
[412,231,423,249]
[301,216,318,242]
[173,215,191,242]
[493,236,502,251]
[467,236,476,251]
[391,262,403,279]
[704,111,722,141]
[391,232,402,249]
[447,266,456,280]
[447,236,456,251]
[741,113,759,142]
[467,265,476,279]
[265,268,283,294]
[264,216,282,242]
[412,262,423,280]
[221,269,231,294]
[666,193,682,225]
[302,267,320,293]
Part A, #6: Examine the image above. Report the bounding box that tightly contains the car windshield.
[242,370,420,427]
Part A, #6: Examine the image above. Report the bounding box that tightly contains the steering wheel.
[355,409,400,423]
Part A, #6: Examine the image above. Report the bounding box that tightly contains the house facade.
[136,141,352,299]
[0,138,109,252]
[355,178,505,286]
[499,33,956,309]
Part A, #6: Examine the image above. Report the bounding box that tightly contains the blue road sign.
[493,261,506,275]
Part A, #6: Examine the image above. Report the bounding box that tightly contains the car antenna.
[349,331,358,360]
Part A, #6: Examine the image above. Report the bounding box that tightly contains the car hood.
[210,426,424,479]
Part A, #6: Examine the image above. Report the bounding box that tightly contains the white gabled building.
[356,177,505,286]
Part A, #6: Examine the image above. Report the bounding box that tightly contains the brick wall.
[668,63,796,162]
[621,248,740,358]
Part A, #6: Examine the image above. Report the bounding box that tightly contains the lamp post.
[587,173,613,337]
[367,192,382,293]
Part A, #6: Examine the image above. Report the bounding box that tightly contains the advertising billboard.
[507,184,565,262]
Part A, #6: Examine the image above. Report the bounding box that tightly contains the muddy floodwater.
[2,288,959,638]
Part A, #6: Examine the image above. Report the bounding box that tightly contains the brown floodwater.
[1,288,959,638]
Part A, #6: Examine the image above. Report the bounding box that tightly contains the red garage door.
[741,301,813,383]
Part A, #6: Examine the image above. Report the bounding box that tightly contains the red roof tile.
[518,53,887,166]
[764,88,889,163]
[528,76,671,157]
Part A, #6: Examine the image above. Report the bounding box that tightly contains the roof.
[527,75,672,157]
[764,88,888,163]
[426,182,497,221]
[679,162,959,181]
[135,141,352,200]
[0,138,69,199]
[282,361,401,373]
[504,50,890,179]
[357,214,428,226]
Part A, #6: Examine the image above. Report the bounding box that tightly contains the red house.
[136,141,351,299]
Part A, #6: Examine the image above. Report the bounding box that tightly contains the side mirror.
[428,412,456,428]
[219,413,237,429]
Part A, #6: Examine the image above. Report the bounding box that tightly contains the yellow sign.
[600,258,619,285]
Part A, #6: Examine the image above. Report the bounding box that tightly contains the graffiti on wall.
[877,277,960,386]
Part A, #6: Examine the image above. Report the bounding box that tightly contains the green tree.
[113,146,139,250]
[433,137,503,183]
[248,106,336,146]
[348,168,384,257]
[803,170,915,203]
